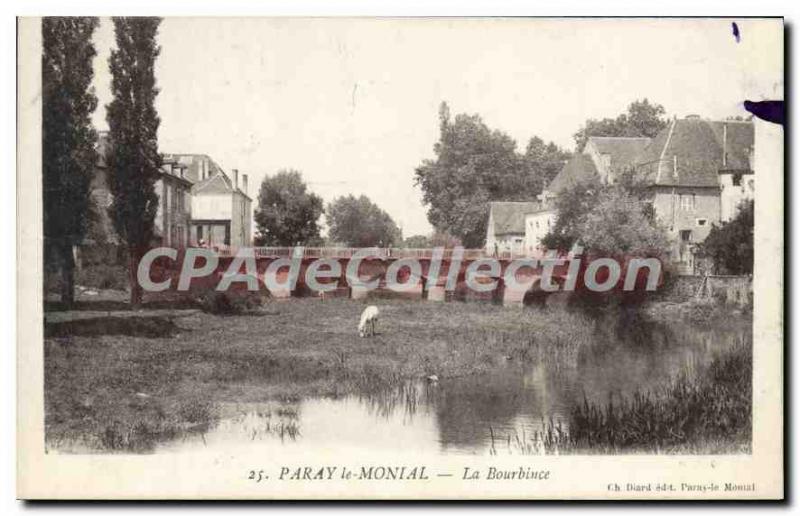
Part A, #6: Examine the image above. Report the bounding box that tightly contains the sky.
[89,18,783,237]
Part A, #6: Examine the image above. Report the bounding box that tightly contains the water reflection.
[158,314,751,456]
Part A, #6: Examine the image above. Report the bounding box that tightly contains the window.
[680,194,695,211]
[732,173,742,186]
[696,218,708,227]
[680,230,692,242]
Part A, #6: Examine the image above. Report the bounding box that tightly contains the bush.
[197,289,269,315]
[77,264,129,291]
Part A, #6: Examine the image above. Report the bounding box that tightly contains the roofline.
[587,136,652,140]
[647,183,722,189]
[655,119,677,184]
[192,172,230,195]
[159,170,194,187]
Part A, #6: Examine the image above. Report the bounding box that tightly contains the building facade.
[633,117,754,273]
[154,159,193,247]
[190,168,252,248]
[485,202,538,256]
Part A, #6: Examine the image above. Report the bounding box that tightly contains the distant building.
[485,201,539,256]
[87,143,253,252]
[583,136,652,185]
[155,158,193,247]
[190,168,252,248]
[521,139,651,254]
[633,117,754,272]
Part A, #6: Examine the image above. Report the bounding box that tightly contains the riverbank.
[537,343,752,455]
[45,298,596,452]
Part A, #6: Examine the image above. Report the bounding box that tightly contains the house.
[88,141,253,251]
[485,201,539,256]
[89,133,194,249]
[523,206,555,256]
[190,168,252,248]
[155,158,193,247]
[162,154,253,248]
[633,116,754,272]
[520,137,670,255]
[582,136,652,184]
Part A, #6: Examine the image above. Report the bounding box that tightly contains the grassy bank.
[513,343,752,455]
[45,298,594,452]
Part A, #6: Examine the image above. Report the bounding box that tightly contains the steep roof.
[162,153,225,184]
[634,118,754,187]
[546,153,599,193]
[587,136,652,173]
[488,201,539,236]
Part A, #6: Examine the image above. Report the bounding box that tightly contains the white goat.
[358,305,380,337]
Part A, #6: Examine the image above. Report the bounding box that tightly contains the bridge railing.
[209,246,544,260]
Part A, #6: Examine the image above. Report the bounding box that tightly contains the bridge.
[201,246,579,307]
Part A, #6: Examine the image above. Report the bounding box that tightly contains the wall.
[192,192,232,220]
[230,192,252,246]
[720,172,755,222]
[651,186,721,272]
[524,210,555,254]
[657,274,752,307]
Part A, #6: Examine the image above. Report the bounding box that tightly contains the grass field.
[44,297,595,452]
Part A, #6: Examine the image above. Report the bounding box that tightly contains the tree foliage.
[543,182,669,257]
[105,17,163,305]
[577,188,669,256]
[414,102,570,247]
[42,17,100,304]
[522,136,572,191]
[326,194,402,247]
[540,178,601,252]
[699,200,754,275]
[573,99,668,151]
[254,170,324,246]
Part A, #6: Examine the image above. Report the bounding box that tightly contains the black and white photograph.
[16,15,784,500]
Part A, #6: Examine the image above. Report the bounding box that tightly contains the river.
[156,313,751,456]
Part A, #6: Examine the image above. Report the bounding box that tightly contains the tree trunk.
[129,246,143,307]
[60,242,75,306]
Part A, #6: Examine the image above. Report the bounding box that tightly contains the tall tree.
[254,170,324,246]
[573,99,668,151]
[522,136,572,191]
[415,102,566,248]
[42,17,100,305]
[106,17,163,305]
[326,195,402,247]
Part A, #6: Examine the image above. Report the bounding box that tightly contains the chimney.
[723,123,728,167]
[242,174,248,194]
[232,169,239,189]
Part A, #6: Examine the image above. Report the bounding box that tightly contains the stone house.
[633,117,754,272]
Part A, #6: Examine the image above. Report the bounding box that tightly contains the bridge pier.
[501,285,528,307]
[350,285,370,300]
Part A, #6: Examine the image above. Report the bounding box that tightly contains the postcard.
[17,17,784,500]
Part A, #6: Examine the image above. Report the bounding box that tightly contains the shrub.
[197,289,269,315]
